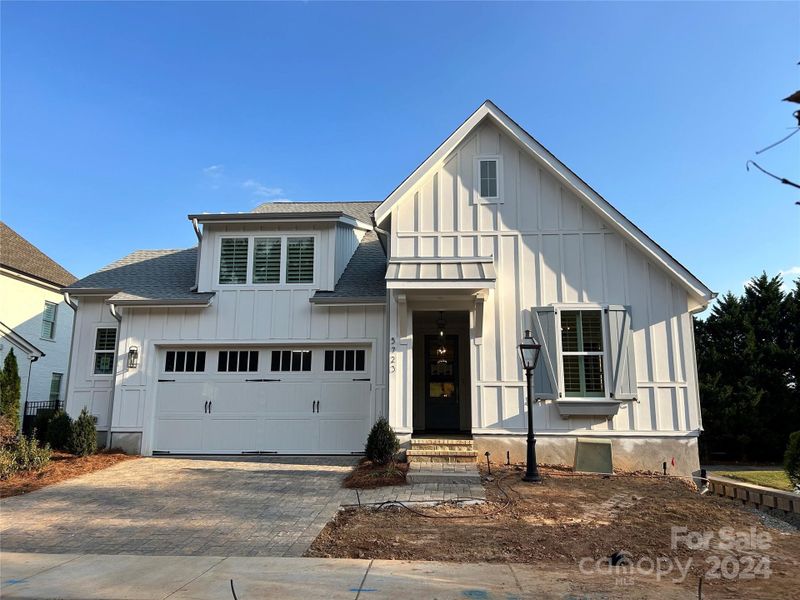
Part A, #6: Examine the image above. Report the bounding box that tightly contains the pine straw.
[342,459,408,489]
[0,450,135,498]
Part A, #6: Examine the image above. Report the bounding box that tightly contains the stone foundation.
[472,434,701,478]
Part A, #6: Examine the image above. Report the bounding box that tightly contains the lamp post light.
[518,329,542,483]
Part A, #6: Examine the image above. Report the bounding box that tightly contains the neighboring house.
[0,222,77,426]
[62,101,715,476]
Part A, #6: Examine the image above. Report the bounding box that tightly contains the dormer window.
[474,155,503,203]
[218,234,316,286]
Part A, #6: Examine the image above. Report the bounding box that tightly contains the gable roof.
[0,321,45,359]
[310,230,386,304]
[65,248,214,306]
[0,222,77,288]
[373,101,715,305]
[252,201,379,225]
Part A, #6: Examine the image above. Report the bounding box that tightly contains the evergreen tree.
[0,350,21,432]
[696,272,799,462]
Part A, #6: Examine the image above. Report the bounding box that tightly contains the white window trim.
[473,155,504,204]
[90,325,117,378]
[554,304,612,401]
[216,232,319,288]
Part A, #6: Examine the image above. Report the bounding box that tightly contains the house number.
[390,337,397,373]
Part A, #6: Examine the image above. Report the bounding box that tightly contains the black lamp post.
[518,329,542,482]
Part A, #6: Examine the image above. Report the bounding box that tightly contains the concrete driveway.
[0,456,358,557]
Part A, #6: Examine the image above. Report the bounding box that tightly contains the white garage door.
[153,346,372,454]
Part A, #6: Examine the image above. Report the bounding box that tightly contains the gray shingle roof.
[312,230,386,304]
[66,248,213,305]
[0,222,77,287]
[253,201,379,224]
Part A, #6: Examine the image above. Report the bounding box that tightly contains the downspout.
[106,302,122,449]
[370,212,388,256]
[192,218,202,292]
[62,291,78,413]
[23,355,38,407]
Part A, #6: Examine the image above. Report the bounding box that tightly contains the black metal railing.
[22,399,61,437]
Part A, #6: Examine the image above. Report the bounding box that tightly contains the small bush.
[0,433,51,480]
[364,417,399,465]
[0,415,18,448]
[34,409,56,444]
[47,411,73,451]
[69,408,97,456]
[784,431,800,489]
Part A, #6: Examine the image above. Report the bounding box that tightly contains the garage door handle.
[158,379,175,383]
[246,378,282,382]
[204,401,208,413]
[208,401,212,414]
[352,378,370,382]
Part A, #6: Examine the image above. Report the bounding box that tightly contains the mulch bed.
[342,459,408,489]
[309,464,800,597]
[0,450,135,498]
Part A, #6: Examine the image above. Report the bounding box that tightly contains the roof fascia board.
[188,212,343,223]
[60,288,119,296]
[0,322,45,358]
[374,101,713,303]
[388,256,494,265]
[0,266,66,292]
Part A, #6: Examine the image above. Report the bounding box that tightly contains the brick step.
[406,449,479,464]
[410,438,475,452]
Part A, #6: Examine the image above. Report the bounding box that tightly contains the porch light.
[517,330,541,371]
[437,311,446,337]
[518,330,542,483]
[127,346,139,369]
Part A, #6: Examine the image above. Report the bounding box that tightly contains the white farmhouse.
[1,222,77,427]
[62,102,715,476]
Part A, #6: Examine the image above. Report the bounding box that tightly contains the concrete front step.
[407,462,482,485]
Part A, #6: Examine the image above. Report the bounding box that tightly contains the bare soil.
[0,450,135,498]
[308,464,800,598]
[343,459,408,489]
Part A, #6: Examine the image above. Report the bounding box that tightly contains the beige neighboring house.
[0,222,77,427]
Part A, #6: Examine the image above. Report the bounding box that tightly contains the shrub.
[47,411,73,451]
[364,417,399,465]
[0,415,18,448]
[0,349,21,432]
[784,431,800,489]
[34,409,56,444]
[69,408,97,456]
[0,433,51,480]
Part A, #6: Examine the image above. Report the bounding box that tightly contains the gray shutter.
[531,306,560,399]
[606,305,638,400]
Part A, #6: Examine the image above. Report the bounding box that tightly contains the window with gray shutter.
[41,301,57,339]
[560,310,605,398]
[252,237,281,284]
[219,238,248,284]
[285,237,314,283]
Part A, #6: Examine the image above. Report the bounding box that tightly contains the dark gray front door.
[424,334,460,431]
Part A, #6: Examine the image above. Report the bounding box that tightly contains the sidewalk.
[1,552,694,599]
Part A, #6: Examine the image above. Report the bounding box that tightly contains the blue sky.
[2,2,798,309]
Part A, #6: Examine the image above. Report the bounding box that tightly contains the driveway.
[0,456,358,557]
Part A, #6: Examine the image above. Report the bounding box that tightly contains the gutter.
[105,302,122,449]
[62,291,78,415]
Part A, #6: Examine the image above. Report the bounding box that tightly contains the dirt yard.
[0,450,134,498]
[308,465,800,598]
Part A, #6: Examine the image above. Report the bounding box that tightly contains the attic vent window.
[479,160,498,198]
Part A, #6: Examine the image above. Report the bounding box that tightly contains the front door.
[424,334,460,431]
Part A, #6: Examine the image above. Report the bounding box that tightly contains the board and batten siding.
[387,120,701,436]
[65,222,386,453]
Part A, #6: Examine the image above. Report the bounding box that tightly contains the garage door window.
[218,350,259,372]
[324,349,365,372]
[165,350,206,373]
[271,350,312,372]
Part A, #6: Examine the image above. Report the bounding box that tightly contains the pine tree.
[0,349,22,432]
